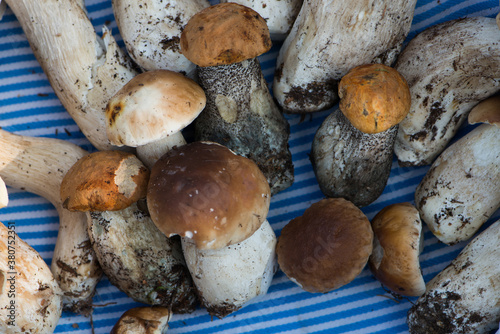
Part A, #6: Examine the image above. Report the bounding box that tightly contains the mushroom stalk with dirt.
[394,16,500,167]
[6,0,139,151]
[180,2,294,195]
[0,129,101,315]
[273,0,417,114]
[111,0,210,78]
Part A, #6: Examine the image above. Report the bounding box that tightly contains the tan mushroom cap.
[147,141,271,250]
[468,95,500,127]
[338,64,411,134]
[61,150,150,212]
[110,307,171,334]
[180,2,272,67]
[276,198,373,293]
[369,202,426,297]
[105,70,206,147]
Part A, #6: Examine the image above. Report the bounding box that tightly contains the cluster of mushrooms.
[1,0,500,333]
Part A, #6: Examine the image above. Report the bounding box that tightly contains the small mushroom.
[106,69,206,168]
[311,64,411,207]
[369,202,425,297]
[276,198,373,293]
[111,307,171,334]
[180,2,294,195]
[0,177,7,209]
[147,141,276,317]
[415,95,500,245]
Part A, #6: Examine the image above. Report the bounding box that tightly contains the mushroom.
[111,307,171,334]
[147,141,276,317]
[219,0,303,40]
[276,198,373,293]
[272,0,417,113]
[60,150,199,313]
[105,69,206,168]
[407,219,500,334]
[311,64,411,207]
[0,222,63,333]
[414,95,500,245]
[394,16,500,167]
[111,0,210,78]
[180,2,294,195]
[0,129,101,314]
[369,202,425,297]
[6,0,139,150]
[0,177,7,209]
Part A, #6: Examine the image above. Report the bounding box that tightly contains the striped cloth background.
[1,0,499,333]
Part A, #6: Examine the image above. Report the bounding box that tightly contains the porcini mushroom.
[369,202,425,297]
[394,16,500,166]
[111,306,171,334]
[0,129,101,314]
[180,2,294,195]
[311,64,411,207]
[0,177,7,209]
[276,198,373,293]
[272,0,417,113]
[147,141,276,317]
[111,0,210,78]
[60,150,198,313]
[415,95,500,245]
[106,69,206,168]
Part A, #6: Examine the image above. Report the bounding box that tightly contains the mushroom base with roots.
[194,58,294,195]
[311,110,398,207]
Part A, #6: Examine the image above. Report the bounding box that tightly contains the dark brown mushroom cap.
[276,198,373,293]
[180,3,272,67]
[369,202,426,297]
[60,150,150,211]
[110,306,170,334]
[147,141,271,250]
[338,64,411,134]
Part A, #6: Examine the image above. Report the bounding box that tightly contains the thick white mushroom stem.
[112,0,209,78]
[0,222,63,333]
[182,220,277,318]
[6,0,139,151]
[273,0,417,113]
[394,17,500,166]
[136,132,187,169]
[0,129,101,315]
[407,219,500,334]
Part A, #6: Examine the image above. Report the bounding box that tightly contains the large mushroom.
[180,2,294,195]
[147,141,277,317]
[311,64,411,207]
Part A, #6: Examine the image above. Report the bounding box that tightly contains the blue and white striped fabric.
[1,0,499,333]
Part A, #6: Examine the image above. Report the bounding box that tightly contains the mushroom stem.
[195,58,294,195]
[0,129,101,314]
[311,109,398,207]
[136,132,187,169]
[6,0,138,150]
[0,222,63,333]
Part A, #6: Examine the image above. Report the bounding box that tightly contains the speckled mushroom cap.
[60,150,150,211]
[180,2,272,67]
[276,198,373,293]
[368,202,426,297]
[105,70,206,147]
[338,64,411,134]
[147,141,271,250]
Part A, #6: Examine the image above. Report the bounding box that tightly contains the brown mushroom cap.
[61,150,150,211]
[276,198,373,293]
[468,95,500,127]
[338,64,411,134]
[105,70,206,147]
[110,307,171,334]
[147,141,271,250]
[180,2,272,67]
[369,202,425,297]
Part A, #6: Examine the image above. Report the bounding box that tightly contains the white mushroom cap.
[0,176,8,209]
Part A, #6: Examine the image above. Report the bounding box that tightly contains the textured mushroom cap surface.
[276,198,373,293]
[338,64,411,134]
[110,306,171,334]
[180,2,272,67]
[61,150,150,211]
[147,141,271,250]
[106,69,206,147]
[369,202,425,297]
